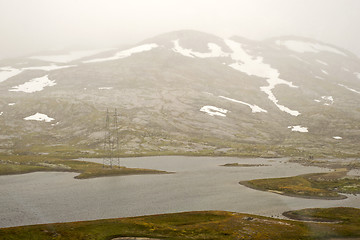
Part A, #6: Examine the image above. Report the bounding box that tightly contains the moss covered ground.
[1,208,360,240]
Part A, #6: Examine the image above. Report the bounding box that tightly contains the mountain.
[0,30,359,158]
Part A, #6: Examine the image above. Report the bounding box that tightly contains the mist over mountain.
[1,30,359,157]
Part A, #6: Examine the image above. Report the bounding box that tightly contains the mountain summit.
[0,30,359,157]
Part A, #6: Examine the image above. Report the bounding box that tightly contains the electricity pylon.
[103,108,120,168]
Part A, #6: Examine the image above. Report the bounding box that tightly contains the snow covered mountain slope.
[0,30,359,157]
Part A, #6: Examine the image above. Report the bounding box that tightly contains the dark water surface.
[1,156,359,228]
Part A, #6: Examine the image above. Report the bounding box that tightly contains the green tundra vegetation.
[240,170,360,199]
[0,155,168,179]
[1,208,360,240]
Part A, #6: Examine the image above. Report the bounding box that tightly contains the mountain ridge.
[0,30,359,157]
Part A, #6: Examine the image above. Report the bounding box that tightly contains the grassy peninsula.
[0,155,168,179]
[240,169,360,199]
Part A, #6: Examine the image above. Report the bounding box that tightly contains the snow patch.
[288,125,308,133]
[224,39,300,116]
[316,60,328,66]
[322,96,333,105]
[338,84,360,95]
[29,49,114,63]
[84,44,158,63]
[172,40,228,58]
[321,69,329,75]
[22,64,75,71]
[8,103,15,106]
[0,67,23,83]
[0,64,75,83]
[276,40,346,56]
[315,76,324,80]
[172,40,195,58]
[0,112,3,116]
[219,96,267,113]
[24,113,54,122]
[314,96,334,105]
[342,67,350,72]
[200,106,228,117]
[333,136,342,140]
[355,72,360,79]
[51,122,60,126]
[9,75,56,93]
[98,87,113,90]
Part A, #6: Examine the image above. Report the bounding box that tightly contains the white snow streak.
[0,67,23,83]
[338,84,360,95]
[200,106,228,117]
[224,39,300,116]
[172,40,195,58]
[9,75,56,93]
[172,40,228,58]
[288,125,308,133]
[172,38,300,116]
[321,69,329,75]
[0,112,3,116]
[8,103,15,106]
[0,64,75,83]
[219,96,267,113]
[24,113,54,122]
[29,49,114,63]
[276,40,346,56]
[316,60,328,66]
[22,64,75,71]
[98,87,113,90]
[84,44,158,63]
[333,136,342,140]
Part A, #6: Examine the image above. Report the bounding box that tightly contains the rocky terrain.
[0,30,359,157]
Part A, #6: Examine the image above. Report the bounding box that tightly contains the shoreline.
[239,180,348,200]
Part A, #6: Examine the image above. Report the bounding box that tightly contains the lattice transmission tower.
[103,108,120,168]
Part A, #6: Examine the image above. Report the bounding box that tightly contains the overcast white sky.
[0,0,359,59]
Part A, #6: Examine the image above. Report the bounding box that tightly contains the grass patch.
[0,155,168,179]
[240,170,360,199]
[1,208,360,240]
[75,167,169,179]
[283,207,360,223]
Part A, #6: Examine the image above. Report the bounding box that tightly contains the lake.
[1,156,359,228]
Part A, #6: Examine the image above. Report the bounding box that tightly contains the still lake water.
[1,156,359,228]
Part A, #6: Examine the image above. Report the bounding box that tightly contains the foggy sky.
[1,0,360,59]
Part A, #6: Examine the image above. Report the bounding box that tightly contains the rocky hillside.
[0,30,359,157]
